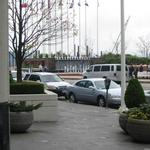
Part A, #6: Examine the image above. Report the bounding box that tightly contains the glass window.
[111,66,114,71]
[94,66,101,72]
[24,74,30,80]
[41,74,63,82]
[85,81,94,88]
[76,81,86,87]
[86,66,93,72]
[101,66,110,71]
[29,75,41,81]
[117,65,128,71]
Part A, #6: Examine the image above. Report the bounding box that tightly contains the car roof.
[78,78,106,82]
[26,72,55,76]
[91,64,122,66]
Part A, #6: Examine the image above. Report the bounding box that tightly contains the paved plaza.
[11,101,150,150]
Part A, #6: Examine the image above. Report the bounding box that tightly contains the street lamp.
[120,0,126,108]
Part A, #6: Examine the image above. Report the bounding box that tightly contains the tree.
[137,36,150,58]
[9,0,75,82]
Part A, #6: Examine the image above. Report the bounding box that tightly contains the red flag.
[21,3,28,8]
[21,0,28,8]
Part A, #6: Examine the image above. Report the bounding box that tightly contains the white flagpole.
[120,0,126,108]
[97,0,99,57]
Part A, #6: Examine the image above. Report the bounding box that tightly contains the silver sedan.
[64,78,121,107]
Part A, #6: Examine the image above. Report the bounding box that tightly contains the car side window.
[24,74,30,80]
[94,66,101,72]
[85,81,94,88]
[87,66,93,72]
[29,75,41,81]
[76,81,86,88]
[101,65,110,71]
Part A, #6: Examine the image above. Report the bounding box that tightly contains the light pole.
[120,0,126,108]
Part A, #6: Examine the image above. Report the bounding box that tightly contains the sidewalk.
[11,101,150,150]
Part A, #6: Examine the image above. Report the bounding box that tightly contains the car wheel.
[69,93,77,103]
[97,96,106,107]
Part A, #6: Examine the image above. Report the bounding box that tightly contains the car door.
[74,81,87,101]
[84,81,97,102]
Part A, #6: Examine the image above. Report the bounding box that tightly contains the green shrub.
[10,81,44,94]
[125,79,146,108]
[127,104,150,120]
[10,101,42,112]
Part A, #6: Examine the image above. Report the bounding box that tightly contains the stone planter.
[10,90,58,122]
[10,111,33,133]
[119,113,128,134]
[127,118,150,143]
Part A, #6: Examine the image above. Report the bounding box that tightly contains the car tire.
[97,96,106,107]
[83,76,87,79]
[69,93,77,103]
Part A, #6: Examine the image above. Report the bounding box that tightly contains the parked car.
[23,72,71,97]
[82,64,129,83]
[64,78,121,107]
[11,70,26,81]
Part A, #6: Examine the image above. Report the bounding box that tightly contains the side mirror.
[104,78,111,90]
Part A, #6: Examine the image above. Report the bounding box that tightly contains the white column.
[120,0,126,108]
[0,0,9,102]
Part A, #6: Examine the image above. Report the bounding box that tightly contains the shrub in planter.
[10,101,42,133]
[126,104,150,143]
[10,81,44,94]
[125,79,146,108]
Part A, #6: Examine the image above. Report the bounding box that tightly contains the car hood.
[101,88,121,96]
[46,81,71,87]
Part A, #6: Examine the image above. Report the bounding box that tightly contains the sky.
[75,0,150,56]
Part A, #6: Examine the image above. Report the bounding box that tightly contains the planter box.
[10,90,58,122]
[127,118,150,143]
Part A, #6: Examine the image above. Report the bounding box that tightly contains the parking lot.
[11,101,150,150]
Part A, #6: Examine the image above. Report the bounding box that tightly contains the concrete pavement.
[11,101,150,150]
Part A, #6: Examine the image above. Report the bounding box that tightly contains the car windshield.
[41,74,63,82]
[94,80,120,90]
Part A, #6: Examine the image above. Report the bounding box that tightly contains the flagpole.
[55,0,57,56]
[67,0,69,56]
[48,0,51,56]
[73,1,76,57]
[78,0,81,58]
[120,0,126,108]
[97,0,99,57]
[85,0,87,57]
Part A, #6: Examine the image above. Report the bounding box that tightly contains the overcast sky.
[74,0,150,56]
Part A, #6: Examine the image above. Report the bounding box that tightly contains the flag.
[59,0,63,6]
[85,2,88,6]
[69,0,74,9]
[21,0,28,8]
[40,0,44,10]
[97,0,100,7]
[78,1,81,6]
[48,0,51,8]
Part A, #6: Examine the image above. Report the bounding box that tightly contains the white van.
[82,64,129,83]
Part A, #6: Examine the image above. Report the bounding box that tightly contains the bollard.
[0,102,10,150]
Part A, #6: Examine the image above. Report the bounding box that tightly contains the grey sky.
[76,0,150,56]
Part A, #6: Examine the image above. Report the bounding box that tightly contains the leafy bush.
[127,104,150,120]
[125,79,146,108]
[10,81,44,94]
[10,101,42,112]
